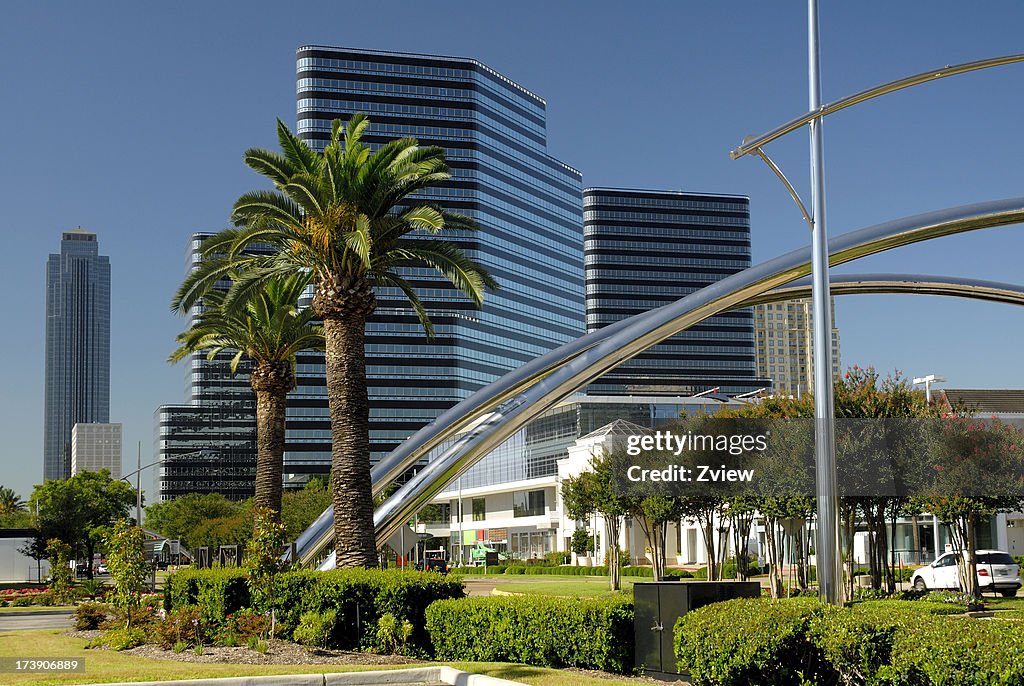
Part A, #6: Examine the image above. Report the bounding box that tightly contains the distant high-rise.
[288,46,585,480]
[71,423,122,478]
[583,188,768,396]
[44,230,110,481]
[753,298,841,397]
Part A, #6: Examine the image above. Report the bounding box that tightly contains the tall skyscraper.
[753,298,841,397]
[286,46,585,481]
[583,188,768,396]
[43,229,110,481]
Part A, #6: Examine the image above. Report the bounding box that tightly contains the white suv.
[911,549,1021,597]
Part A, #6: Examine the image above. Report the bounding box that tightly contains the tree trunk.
[607,517,622,591]
[315,274,378,568]
[250,361,294,520]
[763,516,784,598]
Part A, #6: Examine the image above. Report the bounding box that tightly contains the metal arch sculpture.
[361,199,1024,557]
[294,199,1024,568]
[293,270,1024,567]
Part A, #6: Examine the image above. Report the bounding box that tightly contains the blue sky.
[2,1,1023,500]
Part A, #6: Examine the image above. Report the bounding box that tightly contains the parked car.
[420,549,449,573]
[912,549,1021,596]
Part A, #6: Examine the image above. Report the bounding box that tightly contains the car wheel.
[914,578,927,591]
[1001,589,1018,598]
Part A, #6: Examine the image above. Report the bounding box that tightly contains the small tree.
[45,538,74,604]
[562,454,628,591]
[105,519,149,629]
[246,507,286,635]
[570,528,593,557]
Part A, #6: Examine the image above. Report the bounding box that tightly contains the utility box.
[634,581,761,679]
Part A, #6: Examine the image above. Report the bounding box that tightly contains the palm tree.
[172,115,497,567]
[170,272,323,519]
[0,486,26,516]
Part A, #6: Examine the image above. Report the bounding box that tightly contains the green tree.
[105,519,149,629]
[245,507,287,636]
[28,470,136,579]
[0,485,27,516]
[280,478,332,541]
[45,538,75,604]
[910,416,1024,596]
[170,273,323,519]
[172,115,497,567]
[144,493,249,552]
[562,454,628,590]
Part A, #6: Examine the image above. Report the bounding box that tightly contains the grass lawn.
[493,574,647,597]
[0,630,640,686]
[0,606,76,614]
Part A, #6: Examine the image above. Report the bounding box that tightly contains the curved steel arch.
[293,199,1024,568]
[359,199,1024,559]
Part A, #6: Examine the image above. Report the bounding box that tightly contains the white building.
[71,422,122,478]
[753,298,840,398]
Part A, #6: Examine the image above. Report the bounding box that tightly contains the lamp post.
[913,374,946,404]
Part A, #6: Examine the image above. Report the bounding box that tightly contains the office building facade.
[70,423,122,478]
[287,46,585,480]
[155,234,258,501]
[753,298,841,397]
[583,188,767,396]
[44,230,111,481]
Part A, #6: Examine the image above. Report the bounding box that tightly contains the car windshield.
[977,553,1016,565]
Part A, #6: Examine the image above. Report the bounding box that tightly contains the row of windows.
[584,210,748,226]
[585,254,749,269]
[297,97,544,151]
[585,322,755,341]
[585,224,749,241]
[586,239,751,255]
[296,56,545,114]
[610,358,755,369]
[300,120,577,186]
[297,77,545,135]
[583,195,747,212]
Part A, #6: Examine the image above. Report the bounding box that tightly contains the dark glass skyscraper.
[156,234,258,501]
[286,46,585,479]
[44,229,110,480]
[583,188,767,396]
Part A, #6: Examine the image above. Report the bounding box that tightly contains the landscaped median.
[674,595,1024,685]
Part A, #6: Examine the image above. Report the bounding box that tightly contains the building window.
[513,489,545,517]
[472,497,486,522]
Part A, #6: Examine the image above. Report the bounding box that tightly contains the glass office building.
[287,46,585,480]
[583,188,768,396]
[43,230,110,481]
[155,234,259,501]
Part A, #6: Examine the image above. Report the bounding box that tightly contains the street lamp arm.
[731,52,1024,160]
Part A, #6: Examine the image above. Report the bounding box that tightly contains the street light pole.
[807,0,842,604]
[135,442,142,526]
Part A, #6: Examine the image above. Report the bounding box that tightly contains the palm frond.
[232,190,305,229]
[276,118,320,174]
[387,240,499,306]
[242,149,294,188]
[374,272,435,338]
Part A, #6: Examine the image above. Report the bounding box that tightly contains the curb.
[77,666,526,686]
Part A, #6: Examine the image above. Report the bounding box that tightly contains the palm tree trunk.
[322,316,377,568]
[250,362,292,520]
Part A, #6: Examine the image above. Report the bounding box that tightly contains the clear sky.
[2,1,1023,501]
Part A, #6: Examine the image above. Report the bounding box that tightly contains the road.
[0,610,73,631]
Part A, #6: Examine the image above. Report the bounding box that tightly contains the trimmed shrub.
[886,616,1024,685]
[164,567,249,630]
[74,602,112,630]
[87,627,146,651]
[426,595,634,673]
[674,597,834,686]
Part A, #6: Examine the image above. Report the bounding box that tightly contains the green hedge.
[675,597,1019,686]
[426,595,634,673]
[674,597,833,686]
[165,567,464,653]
